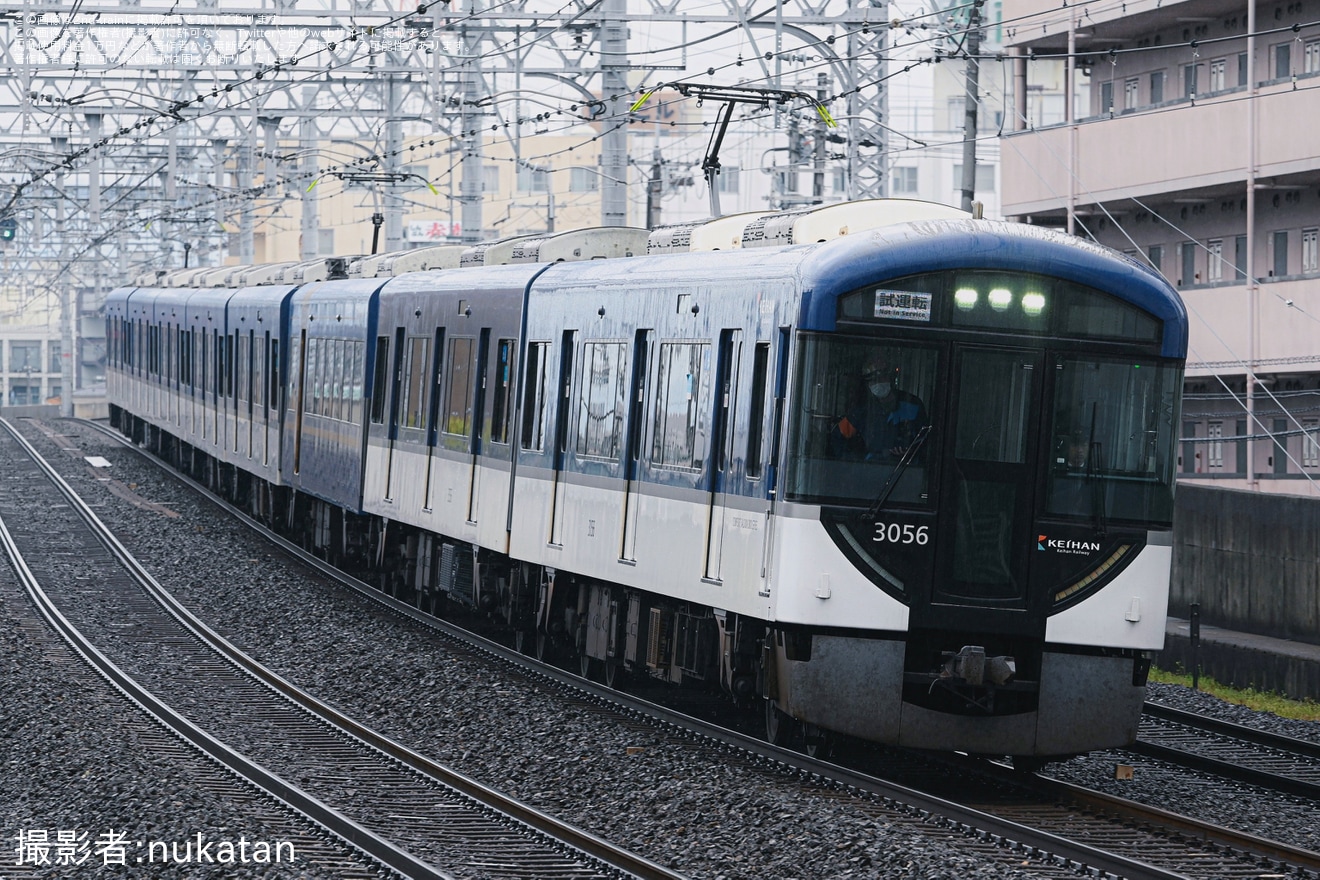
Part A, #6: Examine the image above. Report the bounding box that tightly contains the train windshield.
[784,335,940,507]
[1045,357,1182,524]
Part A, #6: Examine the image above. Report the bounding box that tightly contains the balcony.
[1001,80,1320,217]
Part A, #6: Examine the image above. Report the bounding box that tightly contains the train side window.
[520,342,550,451]
[369,335,390,424]
[269,338,280,413]
[237,333,249,405]
[576,341,628,460]
[306,338,320,415]
[253,332,265,410]
[333,340,345,419]
[349,341,364,424]
[745,342,771,479]
[490,338,514,444]
[401,335,430,429]
[652,342,711,470]
[443,337,475,437]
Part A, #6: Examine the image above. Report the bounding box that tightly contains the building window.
[1207,240,1223,281]
[483,165,500,193]
[1183,63,1199,97]
[1100,81,1114,113]
[1303,420,1320,468]
[952,163,995,193]
[516,164,549,193]
[1235,235,1248,279]
[1274,419,1289,474]
[1209,59,1226,91]
[1150,70,1165,104]
[1303,228,1319,272]
[569,166,598,193]
[833,168,847,193]
[1148,244,1163,272]
[1207,421,1224,469]
[947,98,965,131]
[1238,52,1249,86]
[48,342,61,374]
[1179,241,1196,286]
[892,166,919,194]
[1124,77,1139,109]
[1307,39,1320,74]
[1273,230,1289,277]
[9,342,40,372]
[1276,43,1292,79]
[716,166,740,194]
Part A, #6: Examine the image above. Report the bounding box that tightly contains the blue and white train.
[106,200,1187,762]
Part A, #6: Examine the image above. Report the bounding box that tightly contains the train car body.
[281,279,383,512]
[361,264,539,558]
[107,203,1187,762]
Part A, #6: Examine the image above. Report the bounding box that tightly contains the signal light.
[0,216,15,242]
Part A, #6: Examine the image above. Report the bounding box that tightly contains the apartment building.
[1002,0,1320,494]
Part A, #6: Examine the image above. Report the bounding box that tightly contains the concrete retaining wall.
[1171,484,1320,643]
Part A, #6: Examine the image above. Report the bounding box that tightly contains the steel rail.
[0,417,452,880]
[74,418,1193,880]
[12,417,682,880]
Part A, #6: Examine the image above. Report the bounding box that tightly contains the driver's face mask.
[869,381,891,399]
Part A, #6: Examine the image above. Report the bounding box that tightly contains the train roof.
[534,219,1188,358]
[797,220,1188,357]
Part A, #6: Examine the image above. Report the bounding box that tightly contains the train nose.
[942,645,1016,687]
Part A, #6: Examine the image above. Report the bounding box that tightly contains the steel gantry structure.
[0,0,891,409]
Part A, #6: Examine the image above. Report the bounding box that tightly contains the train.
[105,199,1188,764]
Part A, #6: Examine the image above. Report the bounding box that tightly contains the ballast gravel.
[7,417,1320,878]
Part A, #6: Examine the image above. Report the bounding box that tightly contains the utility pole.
[300,89,319,260]
[646,147,663,228]
[959,0,983,214]
[459,10,484,244]
[813,73,828,202]
[599,0,630,226]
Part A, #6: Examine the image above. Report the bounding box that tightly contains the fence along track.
[0,417,682,880]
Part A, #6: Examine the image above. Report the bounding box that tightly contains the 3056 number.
[872,523,930,545]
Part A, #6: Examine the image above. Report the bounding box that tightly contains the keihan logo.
[1038,534,1102,554]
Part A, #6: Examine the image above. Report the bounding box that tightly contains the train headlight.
[954,288,978,310]
[1021,292,1046,316]
[988,288,1012,311]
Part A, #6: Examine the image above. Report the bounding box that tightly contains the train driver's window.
[1045,357,1181,524]
[785,335,937,506]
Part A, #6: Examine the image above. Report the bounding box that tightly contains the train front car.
[772,220,1187,761]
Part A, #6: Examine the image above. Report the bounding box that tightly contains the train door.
[465,329,491,523]
[293,329,307,474]
[920,345,1048,636]
[548,330,576,546]
[382,327,405,498]
[619,329,652,562]
[423,327,445,510]
[703,329,742,581]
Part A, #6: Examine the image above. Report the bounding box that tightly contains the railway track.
[1133,702,1320,800]
[57,415,1320,880]
[0,416,681,880]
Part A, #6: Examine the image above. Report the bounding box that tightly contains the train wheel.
[1010,755,1049,773]
[764,700,796,747]
[802,723,833,759]
[579,655,599,682]
[535,632,550,663]
[602,658,623,690]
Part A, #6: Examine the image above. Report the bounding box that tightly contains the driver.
[830,354,928,460]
